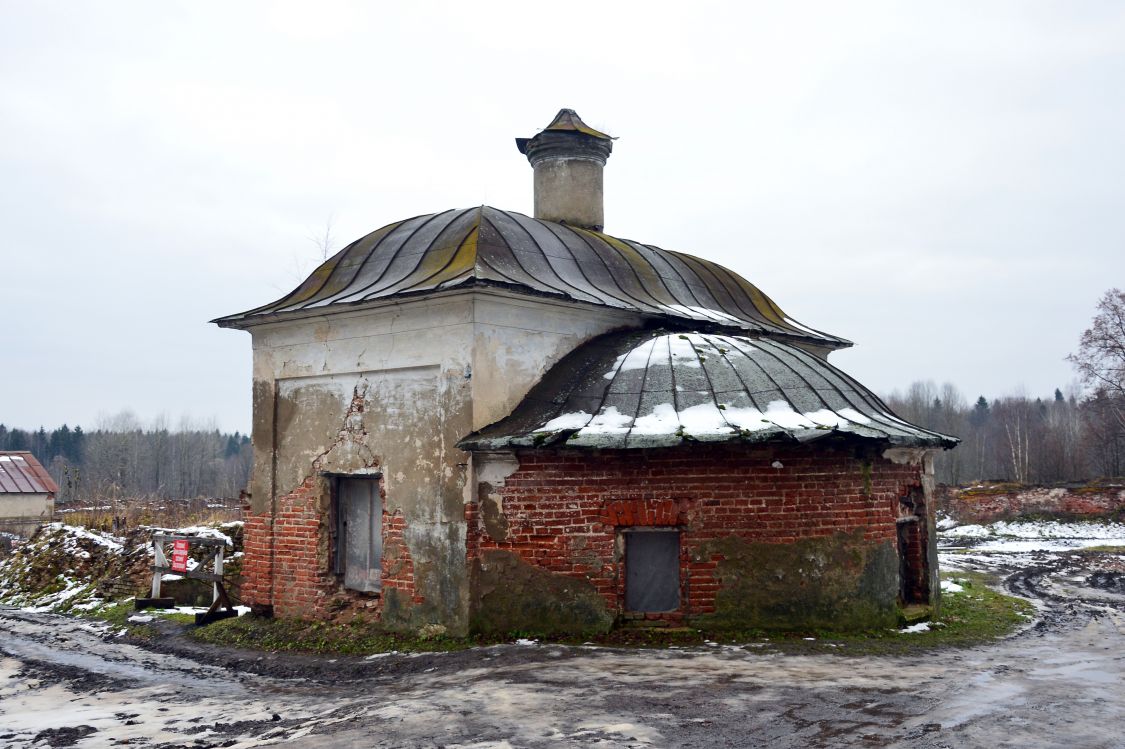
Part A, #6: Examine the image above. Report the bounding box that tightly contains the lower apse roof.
[458,330,958,451]
[213,207,850,350]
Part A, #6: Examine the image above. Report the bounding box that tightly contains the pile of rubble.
[0,521,243,613]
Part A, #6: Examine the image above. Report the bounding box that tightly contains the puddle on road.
[2,542,1125,748]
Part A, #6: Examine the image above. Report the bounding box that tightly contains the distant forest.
[0,413,251,503]
[4,383,1121,502]
[885,383,1123,486]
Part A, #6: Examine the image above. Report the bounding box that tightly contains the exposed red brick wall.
[469,444,924,620]
[277,477,326,614]
[382,511,425,606]
[239,476,419,620]
[238,510,272,609]
[897,520,929,603]
[939,484,1125,524]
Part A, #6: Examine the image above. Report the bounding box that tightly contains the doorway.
[334,477,383,593]
[623,529,681,613]
[897,487,930,605]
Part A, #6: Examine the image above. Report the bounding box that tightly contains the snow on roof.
[459,330,958,451]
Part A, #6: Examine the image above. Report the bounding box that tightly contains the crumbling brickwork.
[238,511,271,609]
[238,477,419,620]
[939,484,1125,524]
[468,443,927,631]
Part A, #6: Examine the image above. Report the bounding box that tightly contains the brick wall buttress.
[239,510,273,609]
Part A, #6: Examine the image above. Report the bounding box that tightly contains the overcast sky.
[2,1,1123,433]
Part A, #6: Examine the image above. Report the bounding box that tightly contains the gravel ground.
[1,546,1124,748]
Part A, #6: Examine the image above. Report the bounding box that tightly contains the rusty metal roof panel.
[539,109,614,140]
[458,330,958,451]
[0,452,59,494]
[214,207,850,349]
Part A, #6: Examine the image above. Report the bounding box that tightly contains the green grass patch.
[74,600,195,639]
[192,615,743,653]
[80,600,135,628]
[76,600,158,640]
[762,571,1034,656]
[191,614,474,655]
[185,571,1033,657]
[159,612,198,625]
[81,601,227,630]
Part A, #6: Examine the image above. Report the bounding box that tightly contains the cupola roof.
[214,206,848,350]
[459,330,957,450]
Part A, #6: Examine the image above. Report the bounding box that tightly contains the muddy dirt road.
[2,549,1124,748]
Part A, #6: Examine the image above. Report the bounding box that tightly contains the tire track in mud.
[992,549,1125,633]
[3,549,1125,748]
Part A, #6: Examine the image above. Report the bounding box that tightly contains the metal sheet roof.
[213,207,850,349]
[458,330,958,451]
[521,108,614,142]
[0,452,59,494]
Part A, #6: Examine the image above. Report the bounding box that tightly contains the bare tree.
[1068,288,1125,431]
[310,215,337,261]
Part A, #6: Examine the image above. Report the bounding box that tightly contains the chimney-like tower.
[516,109,614,232]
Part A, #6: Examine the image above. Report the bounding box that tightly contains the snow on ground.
[150,524,235,547]
[44,522,124,557]
[940,518,1125,552]
[150,605,252,617]
[898,622,931,634]
[23,577,92,613]
[936,514,959,530]
[0,520,243,615]
[941,579,964,594]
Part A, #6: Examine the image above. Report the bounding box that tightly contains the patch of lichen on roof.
[212,207,850,350]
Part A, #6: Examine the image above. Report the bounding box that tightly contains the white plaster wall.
[247,289,642,458]
[245,294,477,630]
[237,289,646,631]
[250,295,474,382]
[0,494,52,520]
[274,366,443,506]
[469,291,643,430]
[247,295,476,505]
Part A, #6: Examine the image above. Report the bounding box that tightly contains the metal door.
[624,530,680,612]
[339,478,382,592]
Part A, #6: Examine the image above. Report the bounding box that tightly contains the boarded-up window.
[335,478,382,593]
[624,530,680,612]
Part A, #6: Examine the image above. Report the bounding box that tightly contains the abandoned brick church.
[215,110,956,635]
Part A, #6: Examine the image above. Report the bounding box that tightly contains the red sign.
[171,539,190,573]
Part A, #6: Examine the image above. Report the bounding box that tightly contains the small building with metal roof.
[0,451,58,538]
[215,110,955,635]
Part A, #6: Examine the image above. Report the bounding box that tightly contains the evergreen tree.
[72,426,85,462]
[969,396,990,427]
[7,428,28,451]
[32,427,49,461]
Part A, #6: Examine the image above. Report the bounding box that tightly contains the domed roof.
[459,330,957,450]
[213,206,850,350]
